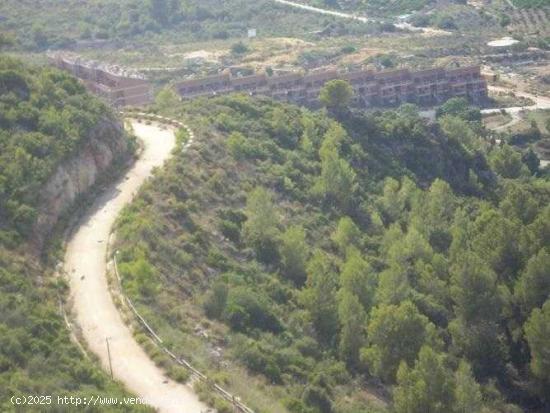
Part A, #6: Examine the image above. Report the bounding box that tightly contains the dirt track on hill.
[64,121,208,413]
[270,0,450,35]
[272,0,370,22]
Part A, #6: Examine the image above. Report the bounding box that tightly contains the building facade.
[50,54,153,107]
[175,65,487,107]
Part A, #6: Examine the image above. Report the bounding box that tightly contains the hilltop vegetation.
[115,93,550,413]
[0,56,124,244]
[0,0,329,51]
[0,56,146,411]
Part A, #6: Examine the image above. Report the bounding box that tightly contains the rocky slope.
[32,116,131,248]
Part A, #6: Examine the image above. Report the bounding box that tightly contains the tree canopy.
[319,79,353,114]
[111,93,550,413]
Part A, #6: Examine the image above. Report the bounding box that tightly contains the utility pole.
[106,337,113,379]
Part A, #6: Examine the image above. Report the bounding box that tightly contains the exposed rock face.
[32,116,131,249]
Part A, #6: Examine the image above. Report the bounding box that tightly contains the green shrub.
[203,282,228,319]
[169,365,191,383]
[231,41,249,55]
[213,398,233,413]
[224,287,282,333]
[219,219,241,243]
[234,341,282,383]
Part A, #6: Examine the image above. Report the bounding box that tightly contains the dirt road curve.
[272,0,370,22]
[64,121,208,413]
[270,0,450,35]
[484,86,550,131]
[487,85,550,110]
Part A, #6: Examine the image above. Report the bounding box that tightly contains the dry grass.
[483,112,513,129]
[511,109,550,134]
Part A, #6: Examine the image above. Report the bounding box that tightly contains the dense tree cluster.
[0,56,117,244]
[0,57,145,411]
[115,91,549,412]
[0,0,339,51]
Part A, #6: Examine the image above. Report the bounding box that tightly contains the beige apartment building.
[174,65,488,107]
[50,54,153,107]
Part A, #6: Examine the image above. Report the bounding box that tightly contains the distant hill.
[0,0,331,51]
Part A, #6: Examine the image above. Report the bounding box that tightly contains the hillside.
[286,0,430,16]
[0,0,330,51]
[114,95,550,413]
[0,56,134,246]
[0,56,147,411]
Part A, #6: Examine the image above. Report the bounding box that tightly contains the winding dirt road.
[270,0,450,35]
[483,86,550,132]
[488,85,550,111]
[64,121,207,413]
[272,0,370,22]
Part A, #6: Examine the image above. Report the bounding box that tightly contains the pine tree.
[524,300,550,386]
[515,248,550,315]
[302,251,339,344]
[338,290,366,367]
[339,248,376,312]
[361,301,434,382]
[454,360,483,413]
[449,252,506,378]
[331,216,361,255]
[316,124,356,210]
[279,225,308,285]
[243,187,280,264]
[319,79,353,114]
[394,346,455,413]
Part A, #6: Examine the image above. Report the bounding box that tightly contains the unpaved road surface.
[272,0,370,22]
[484,86,550,131]
[64,121,208,413]
[483,106,524,132]
[421,87,550,122]
[271,0,450,35]
[488,85,550,110]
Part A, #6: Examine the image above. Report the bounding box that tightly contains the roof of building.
[374,68,411,80]
[412,67,446,79]
[446,65,480,75]
[231,74,268,86]
[267,72,304,85]
[341,70,376,82]
[303,70,338,83]
[48,52,146,80]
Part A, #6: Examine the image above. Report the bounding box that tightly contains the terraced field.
[509,7,550,35]
[512,0,550,8]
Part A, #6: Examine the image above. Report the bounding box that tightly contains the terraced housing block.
[175,65,487,107]
[50,54,153,107]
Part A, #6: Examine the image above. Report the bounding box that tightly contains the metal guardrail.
[113,114,255,413]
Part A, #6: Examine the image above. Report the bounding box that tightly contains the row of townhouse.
[49,54,153,107]
[175,65,488,107]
